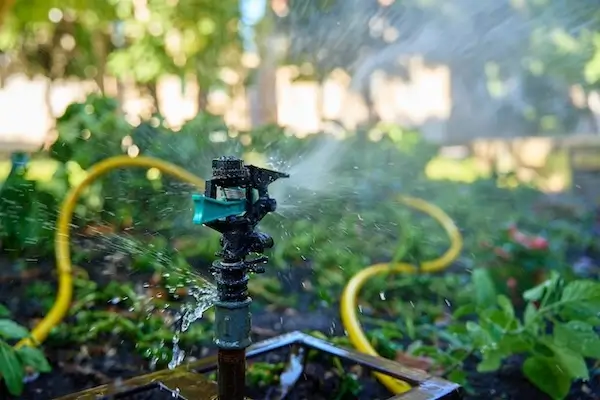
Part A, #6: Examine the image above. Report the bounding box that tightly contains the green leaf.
[499,333,531,354]
[447,370,467,385]
[523,302,538,326]
[16,346,51,373]
[0,319,30,340]
[0,341,24,396]
[560,280,600,304]
[523,271,560,302]
[558,280,600,318]
[554,321,600,359]
[477,350,503,372]
[466,321,492,347]
[523,356,571,400]
[472,269,497,308]
[452,304,475,319]
[496,295,514,318]
[481,309,518,334]
[0,304,10,318]
[549,343,589,380]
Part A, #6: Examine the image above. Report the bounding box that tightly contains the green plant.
[0,305,51,396]
[0,165,58,258]
[480,223,567,300]
[413,271,600,400]
[246,362,284,388]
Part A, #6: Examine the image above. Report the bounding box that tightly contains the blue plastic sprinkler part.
[192,194,246,225]
[9,152,28,175]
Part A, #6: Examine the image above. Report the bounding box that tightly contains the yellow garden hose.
[15,155,462,398]
[340,196,463,394]
[16,155,206,348]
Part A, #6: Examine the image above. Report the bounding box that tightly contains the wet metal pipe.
[217,349,246,400]
[213,258,252,400]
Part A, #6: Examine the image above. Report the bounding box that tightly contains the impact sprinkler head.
[193,156,288,262]
[192,156,288,400]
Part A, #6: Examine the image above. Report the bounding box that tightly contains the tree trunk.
[116,78,125,114]
[316,78,325,122]
[92,32,107,94]
[147,81,161,115]
[44,79,54,129]
[196,74,209,112]
[0,0,16,29]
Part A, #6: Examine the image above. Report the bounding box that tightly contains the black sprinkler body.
[194,156,289,400]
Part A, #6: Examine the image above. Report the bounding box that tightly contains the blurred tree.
[0,0,15,29]
[0,0,243,114]
[99,0,242,112]
[521,0,600,88]
[0,0,119,117]
[517,0,600,133]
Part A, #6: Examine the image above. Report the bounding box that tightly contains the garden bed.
[1,253,599,400]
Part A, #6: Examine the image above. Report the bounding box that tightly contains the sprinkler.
[192,156,289,400]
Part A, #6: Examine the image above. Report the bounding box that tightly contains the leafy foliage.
[407,271,600,400]
[0,307,51,396]
[0,0,242,111]
[0,164,58,258]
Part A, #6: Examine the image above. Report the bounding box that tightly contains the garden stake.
[192,156,289,400]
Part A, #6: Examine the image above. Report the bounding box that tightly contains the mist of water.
[268,135,351,215]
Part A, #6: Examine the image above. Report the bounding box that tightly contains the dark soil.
[0,254,599,400]
[462,356,600,400]
[242,348,391,400]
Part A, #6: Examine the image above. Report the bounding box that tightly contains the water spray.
[192,156,289,400]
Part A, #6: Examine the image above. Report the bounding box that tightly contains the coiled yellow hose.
[16,155,463,397]
[340,196,463,394]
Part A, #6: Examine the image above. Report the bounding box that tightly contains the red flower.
[528,236,548,250]
[507,224,549,251]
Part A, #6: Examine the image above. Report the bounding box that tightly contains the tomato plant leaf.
[554,321,600,359]
[17,346,51,373]
[0,319,29,340]
[472,269,496,308]
[560,280,600,305]
[477,350,503,373]
[548,343,589,380]
[523,356,571,400]
[0,341,24,396]
[0,304,10,318]
[496,295,514,318]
